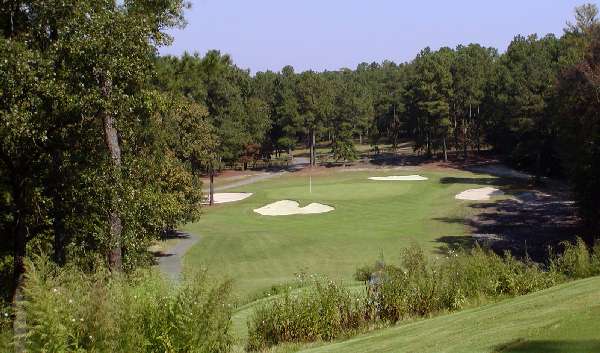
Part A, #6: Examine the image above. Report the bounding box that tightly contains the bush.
[17,255,232,353]
[246,278,369,351]
[592,242,600,273]
[353,259,386,283]
[353,264,375,282]
[374,245,559,323]
[550,237,600,279]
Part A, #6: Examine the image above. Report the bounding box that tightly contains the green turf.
[183,169,501,300]
[296,276,600,353]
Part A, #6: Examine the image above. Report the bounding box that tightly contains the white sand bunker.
[254,200,334,216]
[455,187,504,201]
[211,193,253,204]
[369,175,429,181]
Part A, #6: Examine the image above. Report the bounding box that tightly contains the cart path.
[156,231,200,281]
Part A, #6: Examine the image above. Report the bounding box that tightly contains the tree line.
[153,4,600,235]
[1,1,599,301]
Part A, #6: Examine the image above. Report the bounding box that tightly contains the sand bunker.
[209,192,253,204]
[254,200,334,216]
[368,175,429,181]
[455,187,504,201]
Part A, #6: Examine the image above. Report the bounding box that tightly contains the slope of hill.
[298,277,600,353]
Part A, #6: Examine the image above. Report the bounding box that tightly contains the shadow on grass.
[433,190,581,261]
[493,339,600,353]
[438,176,513,186]
[431,236,476,255]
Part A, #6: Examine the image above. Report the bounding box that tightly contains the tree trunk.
[476,105,481,153]
[288,146,293,162]
[209,167,215,206]
[311,130,316,167]
[443,137,448,162]
[50,148,66,265]
[426,132,432,157]
[12,215,26,296]
[6,166,27,298]
[535,148,542,183]
[99,73,123,272]
[464,104,471,160]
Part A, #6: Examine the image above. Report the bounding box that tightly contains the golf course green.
[183,168,503,299]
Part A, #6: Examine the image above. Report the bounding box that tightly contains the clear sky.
[160,0,597,73]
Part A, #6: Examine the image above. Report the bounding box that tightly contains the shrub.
[17,255,232,353]
[353,259,385,282]
[550,237,599,279]
[374,245,559,323]
[591,242,600,274]
[0,301,11,352]
[353,264,375,282]
[246,278,369,351]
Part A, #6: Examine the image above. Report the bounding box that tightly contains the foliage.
[557,24,600,235]
[550,238,600,279]
[0,0,212,288]
[246,278,369,351]
[373,245,558,323]
[17,254,232,353]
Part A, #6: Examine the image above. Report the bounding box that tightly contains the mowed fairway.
[183,169,498,298]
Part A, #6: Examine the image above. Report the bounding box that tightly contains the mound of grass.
[297,276,600,353]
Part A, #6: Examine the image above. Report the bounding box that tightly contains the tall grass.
[374,245,559,323]
[550,238,600,279]
[246,278,372,352]
[15,255,232,353]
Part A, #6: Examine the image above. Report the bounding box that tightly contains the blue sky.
[160,0,596,73]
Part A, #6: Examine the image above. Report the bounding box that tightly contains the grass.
[183,168,503,300]
[295,276,600,353]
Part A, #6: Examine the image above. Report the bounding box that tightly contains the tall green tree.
[297,71,334,166]
[557,4,600,238]
[272,66,302,159]
[489,34,562,176]
[0,0,205,295]
[409,47,454,159]
[452,44,497,157]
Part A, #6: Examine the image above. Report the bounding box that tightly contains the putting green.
[183,169,500,299]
